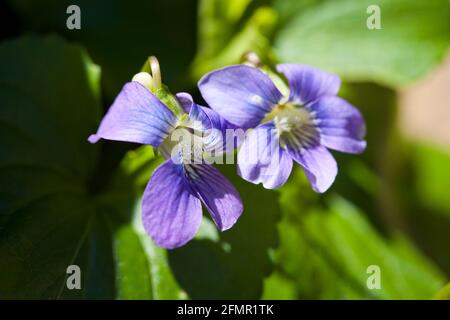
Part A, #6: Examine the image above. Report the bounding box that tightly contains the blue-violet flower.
[89,69,243,249]
[198,63,366,192]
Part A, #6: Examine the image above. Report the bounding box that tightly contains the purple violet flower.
[198,63,366,192]
[89,79,243,249]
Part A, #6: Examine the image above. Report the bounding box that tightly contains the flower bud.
[132,72,153,90]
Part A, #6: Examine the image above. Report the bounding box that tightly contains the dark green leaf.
[0,35,101,298]
[168,163,280,299]
[389,141,450,275]
[10,0,198,97]
[0,37,183,299]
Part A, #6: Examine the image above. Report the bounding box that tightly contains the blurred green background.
[0,0,449,299]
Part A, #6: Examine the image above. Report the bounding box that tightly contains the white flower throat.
[159,116,210,165]
[265,103,319,149]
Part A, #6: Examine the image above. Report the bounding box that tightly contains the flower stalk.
[135,56,185,117]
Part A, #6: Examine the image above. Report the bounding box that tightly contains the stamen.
[132,72,153,89]
[270,104,320,149]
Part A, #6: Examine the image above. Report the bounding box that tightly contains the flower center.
[264,103,319,149]
[159,117,207,164]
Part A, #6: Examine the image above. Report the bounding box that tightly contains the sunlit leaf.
[191,0,278,79]
[274,0,449,87]
[262,271,298,300]
[275,171,446,299]
[412,144,450,215]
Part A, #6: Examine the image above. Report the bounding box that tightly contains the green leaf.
[276,171,446,299]
[130,214,187,300]
[168,163,280,299]
[112,224,153,299]
[191,0,278,79]
[262,271,298,299]
[94,146,185,300]
[195,0,254,59]
[331,83,401,231]
[274,0,449,87]
[433,282,450,300]
[411,144,450,215]
[10,0,198,97]
[0,36,184,299]
[0,35,101,298]
[390,141,450,275]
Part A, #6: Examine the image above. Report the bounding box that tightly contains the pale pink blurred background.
[400,55,450,150]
